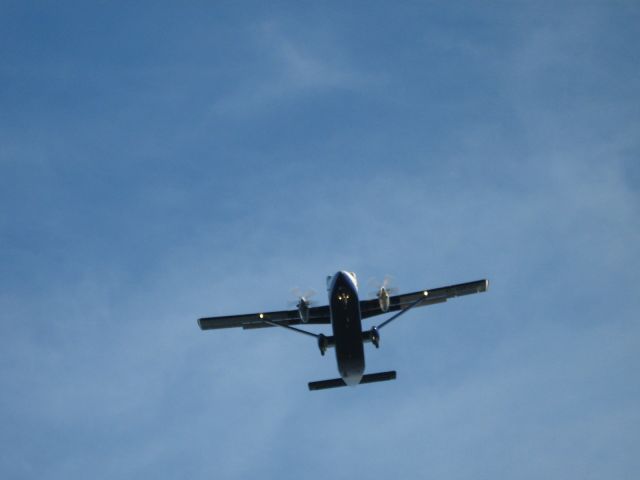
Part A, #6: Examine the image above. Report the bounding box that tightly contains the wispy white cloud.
[1,3,639,480]
[211,20,376,116]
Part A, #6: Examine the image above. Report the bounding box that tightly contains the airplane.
[198,271,488,391]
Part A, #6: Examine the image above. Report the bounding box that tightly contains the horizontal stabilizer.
[308,371,397,391]
[360,370,397,384]
[308,377,346,390]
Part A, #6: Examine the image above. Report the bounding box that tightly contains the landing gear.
[317,334,335,356]
[371,327,380,348]
[318,334,328,356]
[361,327,380,348]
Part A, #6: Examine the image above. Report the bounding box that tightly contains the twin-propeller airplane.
[198,271,488,391]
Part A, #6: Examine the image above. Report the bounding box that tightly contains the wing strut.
[261,320,332,357]
[261,319,320,339]
[376,292,430,330]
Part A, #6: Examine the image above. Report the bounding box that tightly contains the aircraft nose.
[330,271,347,285]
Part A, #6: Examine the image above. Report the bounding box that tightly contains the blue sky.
[1,2,639,479]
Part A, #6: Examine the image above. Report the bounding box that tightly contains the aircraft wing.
[198,305,331,331]
[360,279,488,320]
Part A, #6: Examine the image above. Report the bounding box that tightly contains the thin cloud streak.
[211,21,377,117]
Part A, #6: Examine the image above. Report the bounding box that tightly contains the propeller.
[367,275,397,298]
[288,288,317,306]
[368,275,397,313]
[289,287,317,323]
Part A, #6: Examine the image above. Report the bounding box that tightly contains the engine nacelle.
[297,298,310,323]
[377,287,390,313]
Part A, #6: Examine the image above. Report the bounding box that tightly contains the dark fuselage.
[328,272,365,385]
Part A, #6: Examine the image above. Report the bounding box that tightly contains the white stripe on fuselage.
[327,270,358,294]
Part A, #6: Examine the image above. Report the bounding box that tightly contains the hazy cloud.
[1,3,639,480]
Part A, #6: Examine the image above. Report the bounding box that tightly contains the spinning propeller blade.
[288,287,317,306]
[367,275,398,298]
